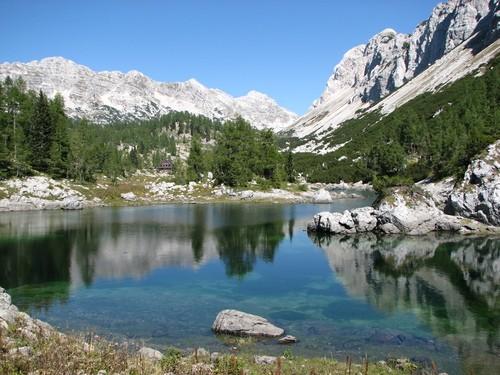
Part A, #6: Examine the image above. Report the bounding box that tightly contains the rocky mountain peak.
[0,57,298,131]
[290,0,498,140]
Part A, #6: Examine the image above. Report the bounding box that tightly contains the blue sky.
[0,0,441,114]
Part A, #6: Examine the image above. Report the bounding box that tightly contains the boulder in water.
[212,309,284,337]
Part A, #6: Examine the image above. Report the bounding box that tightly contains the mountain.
[288,0,499,152]
[0,57,298,131]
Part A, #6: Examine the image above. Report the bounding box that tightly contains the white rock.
[254,355,277,365]
[278,335,298,344]
[138,347,164,361]
[447,140,500,226]
[120,192,137,201]
[239,190,255,200]
[212,309,284,337]
[313,189,332,203]
[351,207,378,232]
[8,346,32,357]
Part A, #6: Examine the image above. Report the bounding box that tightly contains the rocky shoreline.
[308,141,500,236]
[0,288,422,375]
[0,174,372,212]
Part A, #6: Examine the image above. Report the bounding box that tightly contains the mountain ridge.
[0,56,298,131]
[287,0,499,145]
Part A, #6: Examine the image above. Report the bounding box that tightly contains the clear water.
[0,198,499,374]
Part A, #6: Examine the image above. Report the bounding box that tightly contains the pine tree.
[48,94,70,178]
[256,129,281,182]
[186,135,204,181]
[30,91,54,172]
[285,150,295,183]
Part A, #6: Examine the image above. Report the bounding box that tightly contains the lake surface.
[0,198,499,374]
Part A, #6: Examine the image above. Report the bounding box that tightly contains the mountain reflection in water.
[309,232,500,374]
[0,205,296,300]
[0,202,498,374]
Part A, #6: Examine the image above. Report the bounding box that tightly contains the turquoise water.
[0,199,499,374]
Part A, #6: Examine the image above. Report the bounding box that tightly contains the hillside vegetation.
[0,78,294,187]
[291,56,500,189]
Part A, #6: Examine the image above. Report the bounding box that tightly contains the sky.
[0,0,442,115]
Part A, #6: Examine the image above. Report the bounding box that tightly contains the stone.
[138,346,164,361]
[8,346,32,357]
[308,211,356,235]
[0,176,90,212]
[212,309,284,337]
[191,363,214,373]
[62,196,84,210]
[210,352,220,362]
[17,327,37,342]
[0,319,8,332]
[254,355,277,365]
[308,185,497,236]
[239,190,255,200]
[120,192,137,201]
[194,347,210,358]
[351,207,378,232]
[313,189,332,203]
[0,304,18,325]
[278,335,298,344]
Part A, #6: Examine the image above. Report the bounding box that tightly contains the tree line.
[183,117,295,187]
[0,77,295,186]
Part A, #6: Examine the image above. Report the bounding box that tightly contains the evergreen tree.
[213,118,256,187]
[186,135,204,181]
[29,91,54,172]
[285,150,295,183]
[256,130,281,183]
[48,94,70,178]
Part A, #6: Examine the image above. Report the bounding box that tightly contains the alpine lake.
[0,194,499,374]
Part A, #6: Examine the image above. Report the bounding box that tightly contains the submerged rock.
[278,335,298,344]
[212,309,284,337]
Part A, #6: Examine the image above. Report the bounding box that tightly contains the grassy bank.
[0,323,419,375]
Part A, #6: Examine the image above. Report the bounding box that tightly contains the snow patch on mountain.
[0,57,298,131]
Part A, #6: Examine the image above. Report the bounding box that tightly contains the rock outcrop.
[308,188,498,236]
[212,309,284,337]
[0,287,55,349]
[289,0,499,146]
[447,140,500,225]
[0,176,89,211]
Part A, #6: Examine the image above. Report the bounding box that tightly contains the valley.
[0,0,499,374]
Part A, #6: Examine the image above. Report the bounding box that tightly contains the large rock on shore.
[376,188,462,235]
[447,140,500,226]
[0,176,87,211]
[308,188,497,236]
[212,309,284,337]
[0,287,54,340]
